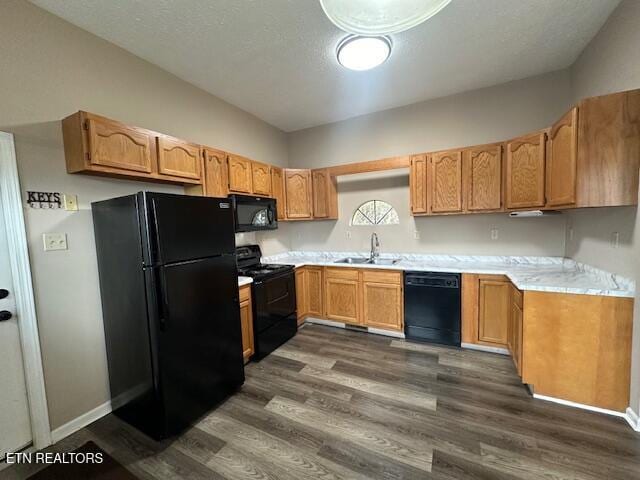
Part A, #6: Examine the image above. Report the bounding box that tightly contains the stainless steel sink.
[369,258,401,265]
[334,257,371,264]
[334,257,401,265]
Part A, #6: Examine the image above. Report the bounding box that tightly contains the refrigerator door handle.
[149,267,167,331]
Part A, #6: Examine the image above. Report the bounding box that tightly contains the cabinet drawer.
[325,267,359,280]
[239,284,251,302]
[362,269,402,285]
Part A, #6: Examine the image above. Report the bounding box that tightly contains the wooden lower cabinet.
[306,267,324,317]
[462,274,511,349]
[508,285,523,376]
[362,270,403,331]
[295,268,307,325]
[239,285,254,363]
[325,268,361,325]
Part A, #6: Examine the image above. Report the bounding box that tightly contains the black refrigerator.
[92,192,244,440]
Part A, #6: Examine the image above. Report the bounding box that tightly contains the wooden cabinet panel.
[284,169,313,219]
[239,286,254,363]
[410,155,428,214]
[228,154,253,193]
[512,300,523,376]
[86,117,153,173]
[252,161,272,196]
[271,167,286,220]
[295,268,307,325]
[575,90,640,208]
[325,277,360,325]
[478,278,511,346]
[306,267,324,317]
[505,132,546,209]
[157,137,202,180]
[546,107,578,207]
[362,281,403,331]
[465,144,502,212]
[522,291,633,412]
[361,270,402,285]
[311,169,338,219]
[202,148,229,197]
[430,150,463,213]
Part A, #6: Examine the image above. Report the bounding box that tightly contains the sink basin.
[334,257,401,265]
[334,257,371,264]
[369,258,401,265]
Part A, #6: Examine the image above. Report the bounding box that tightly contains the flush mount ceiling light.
[337,35,391,71]
[320,0,452,36]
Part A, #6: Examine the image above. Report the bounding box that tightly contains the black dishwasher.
[404,272,461,346]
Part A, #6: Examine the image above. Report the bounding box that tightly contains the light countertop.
[263,251,635,298]
[238,276,253,287]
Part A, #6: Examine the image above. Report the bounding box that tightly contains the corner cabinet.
[202,148,229,197]
[505,131,546,210]
[284,169,313,219]
[311,169,338,219]
[430,150,463,214]
[546,107,578,207]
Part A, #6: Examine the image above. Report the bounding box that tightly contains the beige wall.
[564,0,640,415]
[286,70,573,257]
[1,0,287,430]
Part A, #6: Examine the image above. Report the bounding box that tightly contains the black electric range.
[236,245,297,360]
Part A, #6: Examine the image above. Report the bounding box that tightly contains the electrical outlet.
[43,233,67,251]
[63,194,78,211]
[414,230,420,240]
[611,232,620,248]
[346,230,352,239]
[490,228,499,240]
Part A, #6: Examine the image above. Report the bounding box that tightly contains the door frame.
[0,131,51,449]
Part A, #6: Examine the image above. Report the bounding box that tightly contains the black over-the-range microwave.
[229,194,278,232]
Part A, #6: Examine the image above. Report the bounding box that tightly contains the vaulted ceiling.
[31,0,620,131]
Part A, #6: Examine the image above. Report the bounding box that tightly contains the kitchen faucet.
[370,232,380,261]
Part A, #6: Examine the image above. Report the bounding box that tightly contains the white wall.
[1,0,287,430]
[564,0,640,416]
[286,70,573,257]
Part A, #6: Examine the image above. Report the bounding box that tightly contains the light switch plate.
[63,194,78,211]
[43,233,67,251]
[490,228,499,240]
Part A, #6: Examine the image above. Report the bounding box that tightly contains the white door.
[0,191,32,459]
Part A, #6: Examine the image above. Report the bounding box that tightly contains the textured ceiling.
[31,0,620,132]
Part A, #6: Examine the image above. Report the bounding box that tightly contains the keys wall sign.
[26,191,62,209]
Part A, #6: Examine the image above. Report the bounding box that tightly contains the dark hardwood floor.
[3,324,640,479]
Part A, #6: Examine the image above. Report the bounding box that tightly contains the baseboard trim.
[533,394,628,419]
[626,407,640,431]
[50,400,112,444]
[304,318,405,339]
[461,342,509,355]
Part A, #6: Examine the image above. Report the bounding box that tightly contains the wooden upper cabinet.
[430,150,463,213]
[251,161,272,196]
[410,155,428,214]
[464,144,503,212]
[546,107,578,207]
[202,148,229,197]
[157,136,202,180]
[227,154,253,193]
[271,167,286,220]
[284,169,313,219]
[311,169,338,219]
[505,132,546,209]
[478,277,511,347]
[86,117,153,173]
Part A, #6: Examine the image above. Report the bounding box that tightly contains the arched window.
[351,200,399,226]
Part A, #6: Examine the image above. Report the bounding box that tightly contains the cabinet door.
[512,301,523,376]
[203,148,229,197]
[362,282,403,331]
[306,267,324,317]
[252,161,272,196]
[228,154,253,193]
[465,144,502,212]
[295,268,307,324]
[478,278,511,346]
[239,288,254,363]
[430,150,463,213]
[506,132,546,209]
[410,155,428,214]
[284,169,313,219]
[86,118,153,173]
[157,137,202,180]
[312,169,329,218]
[325,274,360,325]
[271,167,286,220]
[546,107,578,207]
